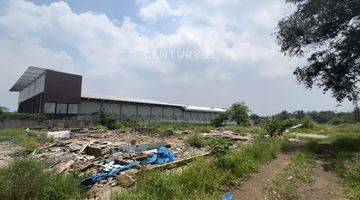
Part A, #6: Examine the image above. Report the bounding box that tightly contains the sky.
[0,0,354,116]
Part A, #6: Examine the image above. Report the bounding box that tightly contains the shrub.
[0,158,83,200]
[263,119,293,137]
[185,134,206,148]
[99,110,116,130]
[212,113,228,127]
[301,117,314,129]
[208,136,232,158]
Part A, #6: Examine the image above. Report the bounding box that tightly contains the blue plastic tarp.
[223,192,234,200]
[146,146,176,165]
[82,161,139,187]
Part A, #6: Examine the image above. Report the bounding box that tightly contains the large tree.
[277,0,360,102]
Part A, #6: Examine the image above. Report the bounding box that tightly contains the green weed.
[185,133,206,148]
[0,129,52,154]
[0,158,84,200]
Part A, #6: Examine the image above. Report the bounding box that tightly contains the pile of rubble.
[26,129,203,198]
[25,128,253,199]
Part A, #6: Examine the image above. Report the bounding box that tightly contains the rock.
[222,130,233,135]
[161,129,174,137]
[116,173,135,188]
[85,146,102,157]
[125,169,139,176]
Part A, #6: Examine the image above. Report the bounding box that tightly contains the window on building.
[56,103,67,114]
[67,104,78,114]
[44,103,55,114]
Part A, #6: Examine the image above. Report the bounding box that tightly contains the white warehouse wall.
[78,100,220,123]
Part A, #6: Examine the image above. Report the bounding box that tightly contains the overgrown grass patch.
[113,138,289,200]
[0,158,84,200]
[0,129,52,154]
[264,152,316,200]
[184,133,206,148]
[329,128,360,199]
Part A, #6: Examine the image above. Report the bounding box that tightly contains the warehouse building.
[10,66,226,123]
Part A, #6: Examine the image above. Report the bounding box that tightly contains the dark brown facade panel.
[18,93,44,113]
[43,70,82,104]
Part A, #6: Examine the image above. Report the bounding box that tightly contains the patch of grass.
[265,152,316,200]
[329,127,360,199]
[113,138,289,200]
[208,136,232,157]
[0,129,52,154]
[0,158,84,200]
[185,133,206,148]
[301,124,360,199]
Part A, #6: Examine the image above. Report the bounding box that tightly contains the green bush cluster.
[263,119,294,137]
[99,110,117,130]
[184,134,206,148]
[208,136,232,158]
[0,158,84,200]
[114,138,288,200]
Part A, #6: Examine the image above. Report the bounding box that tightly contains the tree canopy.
[228,102,250,125]
[277,0,360,102]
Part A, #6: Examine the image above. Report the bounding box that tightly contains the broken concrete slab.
[47,130,71,139]
[85,146,103,157]
[116,173,135,188]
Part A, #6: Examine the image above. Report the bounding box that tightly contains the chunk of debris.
[116,173,135,188]
[47,130,71,139]
[85,146,103,157]
[59,160,75,173]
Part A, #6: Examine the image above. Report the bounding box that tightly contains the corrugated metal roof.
[81,93,226,113]
[9,66,47,91]
[183,105,227,112]
[81,93,181,107]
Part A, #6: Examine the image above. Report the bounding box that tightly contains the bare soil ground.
[232,153,292,200]
[0,142,18,167]
[233,143,344,200]
[309,144,343,200]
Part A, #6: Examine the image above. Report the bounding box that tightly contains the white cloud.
[0,0,352,114]
[139,0,179,20]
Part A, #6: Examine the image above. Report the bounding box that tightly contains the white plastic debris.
[47,130,71,139]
